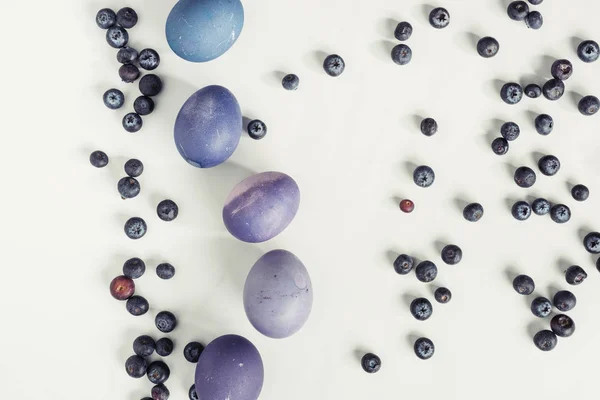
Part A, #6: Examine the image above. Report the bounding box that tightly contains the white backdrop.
[2,0,600,399]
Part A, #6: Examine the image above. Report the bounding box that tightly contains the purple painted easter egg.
[223,172,300,243]
[195,334,264,400]
[244,250,313,338]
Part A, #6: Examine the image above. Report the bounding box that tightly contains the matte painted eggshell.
[195,334,263,400]
[244,250,313,338]
[174,85,242,168]
[166,0,244,63]
[223,172,300,243]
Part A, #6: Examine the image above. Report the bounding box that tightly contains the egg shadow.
[370,40,395,62]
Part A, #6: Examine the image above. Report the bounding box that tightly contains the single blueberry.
[463,203,484,222]
[323,54,345,77]
[123,257,145,279]
[147,360,170,384]
[477,36,500,58]
[530,297,552,318]
[542,78,564,101]
[537,155,560,176]
[491,137,509,155]
[525,11,543,29]
[553,290,576,311]
[577,40,599,63]
[571,184,589,202]
[551,59,573,80]
[534,114,553,135]
[156,263,175,280]
[420,118,438,136]
[513,274,535,295]
[500,121,520,141]
[528,0,543,4]
[414,337,435,360]
[139,49,160,71]
[507,1,529,20]
[157,200,179,222]
[410,298,433,321]
[189,384,199,400]
[360,353,381,373]
[429,7,450,29]
[125,355,147,378]
[393,254,414,275]
[415,261,438,282]
[551,314,575,337]
[96,8,116,29]
[133,335,156,357]
[247,119,267,140]
[565,265,587,285]
[117,7,138,29]
[511,201,531,221]
[103,88,125,110]
[124,217,147,239]
[399,199,415,213]
[151,384,170,400]
[126,295,149,316]
[183,341,205,363]
[583,232,600,254]
[124,159,144,178]
[413,165,435,188]
[550,204,571,223]
[391,44,412,65]
[394,21,413,41]
[106,26,129,48]
[139,74,163,97]
[119,64,140,83]
[90,150,109,168]
[578,95,600,116]
[155,311,177,333]
[123,113,143,133]
[524,83,542,98]
[533,330,557,351]
[156,338,174,357]
[118,177,141,199]
[134,96,155,116]
[434,287,452,304]
[117,47,138,64]
[531,198,550,215]
[441,244,462,265]
[282,74,299,91]
[514,166,536,188]
[500,82,523,105]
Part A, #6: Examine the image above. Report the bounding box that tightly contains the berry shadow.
[370,40,395,62]
[412,114,425,132]
[452,197,469,213]
[526,320,546,338]
[504,162,517,179]
[547,284,562,298]
[519,74,540,89]
[353,348,369,363]
[242,116,252,135]
[391,195,403,207]
[433,239,447,254]
[557,258,572,276]
[406,332,422,349]
[578,227,593,243]
[420,4,435,20]
[261,70,286,88]
[569,91,584,108]
[530,151,544,166]
[377,17,400,39]
[503,266,519,285]
[403,161,418,178]
[455,32,479,54]
[386,250,398,267]
[534,55,557,78]
[401,293,416,307]
[565,180,576,194]
[525,110,539,131]
[504,197,519,213]
[304,50,329,74]
[570,36,585,52]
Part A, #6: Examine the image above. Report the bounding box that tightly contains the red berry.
[110,275,135,300]
[400,199,414,213]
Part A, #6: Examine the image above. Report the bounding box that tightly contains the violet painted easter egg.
[223,172,300,243]
[174,85,242,168]
[244,250,313,338]
[195,334,263,400]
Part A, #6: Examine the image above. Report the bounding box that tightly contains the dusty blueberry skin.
[414,337,435,359]
[463,203,484,222]
[553,290,576,312]
[550,204,571,223]
[147,361,170,384]
[542,78,564,100]
[125,355,147,378]
[597,257,600,273]
[391,44,412,65]
[184,342,205,362]
[583,232,600,254]
[429,7,450,29]
[124,159,143,178]
[103,88,125,109]
[394,254,414,274]
[507,1,529,20]
[524,83,542,98]
[189,384,199,400]
[106,26,129,48]
[434,287,452,304]
[156,338,174,357]
[119,64,140,83]
[578,95,600,116]
[282,74,299,90]
[155,311,177,333]
[534,114,553,135]
[323,54,345,77]
[124,217,147,239]
[537,155,560,176]
[532,198,550,215]
[139,49,160,70]
[565,265,587,285]
[394,21,413,41]
[514,166,536,188]
[195,334,264,400]
[491,137,509,155]
[126,295,149,316]
[551,314,575,337]
[157,199,179,221]
[413,165,435,187]
[528,0,543,4]
[551,59,573,80]
[139,74,163,97]
[156,263,175,279]
[174,85,242,168]
[441,244,462,265]
[500,82,523,104]
[420,118,438,136]
[534,330,557,351]
[530,297,552,318]
[117,47,138,64]
[513,274,535,295]
[133,335,156,357]
[512,201,531,221]
[247,119,267,140]
[525,11,543,29]
[118,177,141,199]
[90,150,109,168]
[152,384,170,400]
[477,36,499,58]
[96,8,116,29]
[410,298,433,321]
[117,7,138,29]
[123,113,143,133]
[571,184,590,201]
[501,122,520,141]
[361,353,381,373]
[577,40,599,63]
[415,260,438,282]
[123,257,145,278]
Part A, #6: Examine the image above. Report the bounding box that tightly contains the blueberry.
[528,0,543,4]
[184,342,205,363]
[139,49,160,71]
[360,353,381,373]
[156,200,179,222]
[156,263,175,280]
[512,201,532,221]
[124,159,144,178]
[103,88,125,110]
[550,204,571,224]
[156,338,174,357]
[155,311,177,333]
[420,118,438,136]
[537,155,560,176]
[90,150,109,168]
[117,47,138,64]
[126,295,149,316]
[133,335,156,357]
[533,330,557,351]
[323,54,345,77]
[434,287,452,304]
[399,199,415,213]
[119,64,140,83]
[477,36,499,58]
[429,7,450,29]
[463,203,484,222]
[514,166,536,188]
[124,217,147,239]
[530,297,552,318]
[500,82,523,105]
[247,119,267,140]
[139,74,163,97]
[524,83,542,98]
[147,360,170,384]
[415,261,438,282]
[125,355,147,378]
[534,114,553,135]
[583,232,600,254]
[96,8,116,29]
[189,384,199,400]
[491,137,509,155]
[500,122,520,141]
[513,274,534,295]
[542,78,564,101]
[391,44,412,65]
[410,297,433,321]
[393,254,414,275]
[507,1,529,20]
[565,265,587,285]
[413,165,435,188]
[577,40,599,63]
[414,337,435,360]
[134,96,155,116]
[551,59,573,80]
[123,113,143,133]
[123,257,146,279]
[282,74,299,90]
[110,275,135,300]
[151,384,170,400]
[525,11,543,29]
[553,290,576,311]
[106,26,129,48]
[551,314,575,338]
[531,198,550,215]
[394,21,413,41]
[578,95,600,116]
[117,7,138,29]
[571,184,589,201]
[118,177,141,199]
[441,244,462,265]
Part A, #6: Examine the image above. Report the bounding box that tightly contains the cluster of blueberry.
[96,7,163,133]
[507,1,544,30]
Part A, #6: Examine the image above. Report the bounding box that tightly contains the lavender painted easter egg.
[223,172,300,243]
[244,250,313,338]
[195,334,263,400]
[174,85,242,168]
